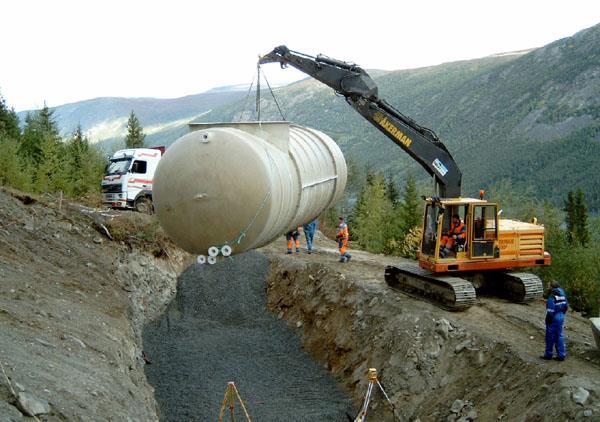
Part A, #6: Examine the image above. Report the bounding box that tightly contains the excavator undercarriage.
[384,264,543,310]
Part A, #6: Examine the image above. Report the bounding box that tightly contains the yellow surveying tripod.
[354,368,397,421]
[218,381,252,422]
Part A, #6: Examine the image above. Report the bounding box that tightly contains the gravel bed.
[143,251,354,421]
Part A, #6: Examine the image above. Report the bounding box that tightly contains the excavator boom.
[259,45,462,198]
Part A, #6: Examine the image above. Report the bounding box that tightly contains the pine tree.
[365,168,376,186]
[352,172,392,253]
[20,113,43,165]
[574,189,590,247]
[66,125,89,196]
[125,110,146,148]
[348,169,374,234]
[385,174,400,206]
[35,135,68,193]
[0,135,31,189]
[399,174,421,235]
[0,93,20,139]
[383,174,403,252]
[564,190,590,247]
[541,200,566,252]
[564,191,576,245]
[20,104,60,168]
[345,155,364,194]
[0,93,30,189]
[62,125,106,198]
[37,104,60,138]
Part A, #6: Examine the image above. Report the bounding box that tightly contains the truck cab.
[101,147,164,213]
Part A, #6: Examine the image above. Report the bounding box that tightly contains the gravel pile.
[143,251,353,421]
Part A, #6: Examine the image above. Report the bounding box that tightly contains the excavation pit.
[143,251,354,420]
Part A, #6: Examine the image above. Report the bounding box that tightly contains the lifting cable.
[256,62,286,121]
[239,63,286,121]
[237,76,256,123]
[256,62,261,121]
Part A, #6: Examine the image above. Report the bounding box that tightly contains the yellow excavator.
[260,46,551,310]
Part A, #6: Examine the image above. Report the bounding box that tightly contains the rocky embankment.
[262,239,600,421]
[0,189,188,420]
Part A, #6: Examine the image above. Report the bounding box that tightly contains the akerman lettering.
[373,112,413,147]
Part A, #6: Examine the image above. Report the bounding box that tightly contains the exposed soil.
[0,188,188,420]
[1,187,600,421]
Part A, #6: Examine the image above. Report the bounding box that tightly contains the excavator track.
[384,264,476,311]
[498,271,544,302]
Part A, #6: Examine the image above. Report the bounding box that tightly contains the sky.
[1,0,599,111]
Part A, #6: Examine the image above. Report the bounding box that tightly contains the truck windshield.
[105,158,131,175]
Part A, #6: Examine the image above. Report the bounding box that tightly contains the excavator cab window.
[470,205,497,258]
[421,203,441,256]
[438,205,468,257]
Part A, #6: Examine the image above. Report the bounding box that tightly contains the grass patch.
[104,212,173,258]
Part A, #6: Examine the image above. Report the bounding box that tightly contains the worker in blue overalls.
[541,280,568,361]
[302,219,318,254]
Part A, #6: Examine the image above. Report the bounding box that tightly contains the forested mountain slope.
[18,89,246,151]
[198,24,600,211]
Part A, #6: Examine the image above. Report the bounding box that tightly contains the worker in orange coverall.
[440,214,466,258]
[336,216,351,263]
[285,227,301,254]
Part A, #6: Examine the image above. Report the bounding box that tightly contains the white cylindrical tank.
[153,122,346,255]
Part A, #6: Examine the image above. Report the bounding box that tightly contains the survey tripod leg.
[354,368,397,421]
[218,381,252,422]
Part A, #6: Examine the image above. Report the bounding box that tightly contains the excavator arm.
[259,45,462,198]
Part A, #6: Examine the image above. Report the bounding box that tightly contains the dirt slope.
[0,189,187,420]
[260,234,600,421]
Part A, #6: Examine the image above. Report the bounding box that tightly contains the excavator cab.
[420,198,501,271]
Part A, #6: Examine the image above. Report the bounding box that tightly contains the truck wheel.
[135,196,153,214]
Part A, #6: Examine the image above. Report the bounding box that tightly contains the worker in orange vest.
[336,216,351,263]
[440,214,466,258]
[285,227,301,254]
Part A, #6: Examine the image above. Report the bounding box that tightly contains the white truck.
[101,147,165,213]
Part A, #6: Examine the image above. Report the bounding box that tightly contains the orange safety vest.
[450,222,466,239]
[337,222,349,240]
